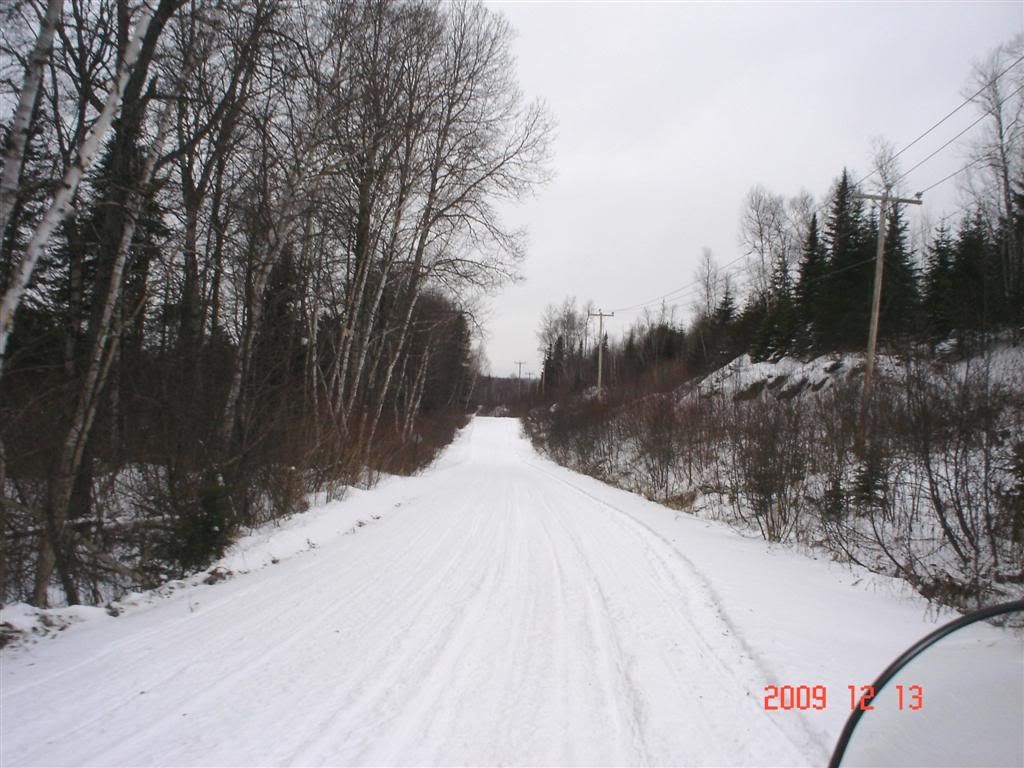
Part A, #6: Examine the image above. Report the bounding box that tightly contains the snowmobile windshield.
[830,600,1024,768]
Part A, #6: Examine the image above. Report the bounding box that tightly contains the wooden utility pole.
[514,360,525,399]
[588,309,614,390]
[853,190,922,401]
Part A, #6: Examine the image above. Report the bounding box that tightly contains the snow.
[2,417,1021,766]
[695,351,900,399]
[694,343,1024,400]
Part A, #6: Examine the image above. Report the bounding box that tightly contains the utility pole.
[588,309,614,390]
[514,360,525,399]
[853,190,922,401]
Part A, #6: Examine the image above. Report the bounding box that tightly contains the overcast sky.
[477,0,1024,377]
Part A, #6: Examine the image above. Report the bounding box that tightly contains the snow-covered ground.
[694,344,1024,400]
[2,418,1021,766]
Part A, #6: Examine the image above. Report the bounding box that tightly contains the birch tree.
[965,36,1024,307]
[0,1,157,375]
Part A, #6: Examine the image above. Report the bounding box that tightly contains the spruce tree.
[763,235,796,357]
[794,212,825,353]
[713,285,738,361]
[1010,182,1024,327]
[878,202,918,342]
[923,225,956,342]
[743,296,773,361]
[820,170,872,349]
[951,212,994,343]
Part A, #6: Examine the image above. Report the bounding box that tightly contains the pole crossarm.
[853,192,923,206]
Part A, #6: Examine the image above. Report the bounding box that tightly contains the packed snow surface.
[2,418,1020,766]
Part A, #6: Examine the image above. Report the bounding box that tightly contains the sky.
[478,0,1024,378]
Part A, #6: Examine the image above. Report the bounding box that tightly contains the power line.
[856,51,1024,188]
[608,253,748,314]
[896,80,1024,190]
[915,156,987,196]
[627,259,757,316]
[606,58,1024,328]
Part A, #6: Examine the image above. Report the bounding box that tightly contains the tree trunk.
[0,0,63,240]
[31,33,178,605]
[0,5,156,376]
[35,181,153,605]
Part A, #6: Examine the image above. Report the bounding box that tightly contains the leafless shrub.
[528,345,1024,611]
[724,396,808,542]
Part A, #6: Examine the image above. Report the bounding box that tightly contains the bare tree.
[963,36,1024,303]
[739,184,789,302]
[694,246,720,320]
[2,0,551,606]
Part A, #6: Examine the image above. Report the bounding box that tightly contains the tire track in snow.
[4,481,444,702]
[8,474,487,765]
[525,456,827,763]
[534,475,765,763]
[72,494,471,765]
[330,486,517,763]
[528,481,654,764]
[288,475,506,763]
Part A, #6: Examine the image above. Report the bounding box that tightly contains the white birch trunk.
[0,4,156,376]
[340,210,407,427]
[31,29,177,605]
[403,341,432,443]
[364,282,422,456]
[0,0,63,238]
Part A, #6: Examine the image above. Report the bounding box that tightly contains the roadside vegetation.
[525,348,1024,611]
[525,38,1024,611]
[0,0,551,607]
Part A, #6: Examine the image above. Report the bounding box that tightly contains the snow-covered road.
[0,418,974,766]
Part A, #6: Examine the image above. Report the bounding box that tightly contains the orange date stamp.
[763,684,924,712]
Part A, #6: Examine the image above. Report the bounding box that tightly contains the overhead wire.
[604,54,1024,322]
[895,80,1024,191]
[608,253,748,314]
[915,156,987,197]
[856,51,1024,188]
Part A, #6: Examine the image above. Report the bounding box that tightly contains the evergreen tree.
[713,284,738,361]
[923,225,956,342]
[623,329,640,379]
[741,295,772,361]
[548,335,566,390]
[951,212,995,343]
[878,202,918,342]
[794,212,825,353]
[1010,181,1024,327]
[715,284,736,327]
[763,249,796,357]
[820,170,872,349]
